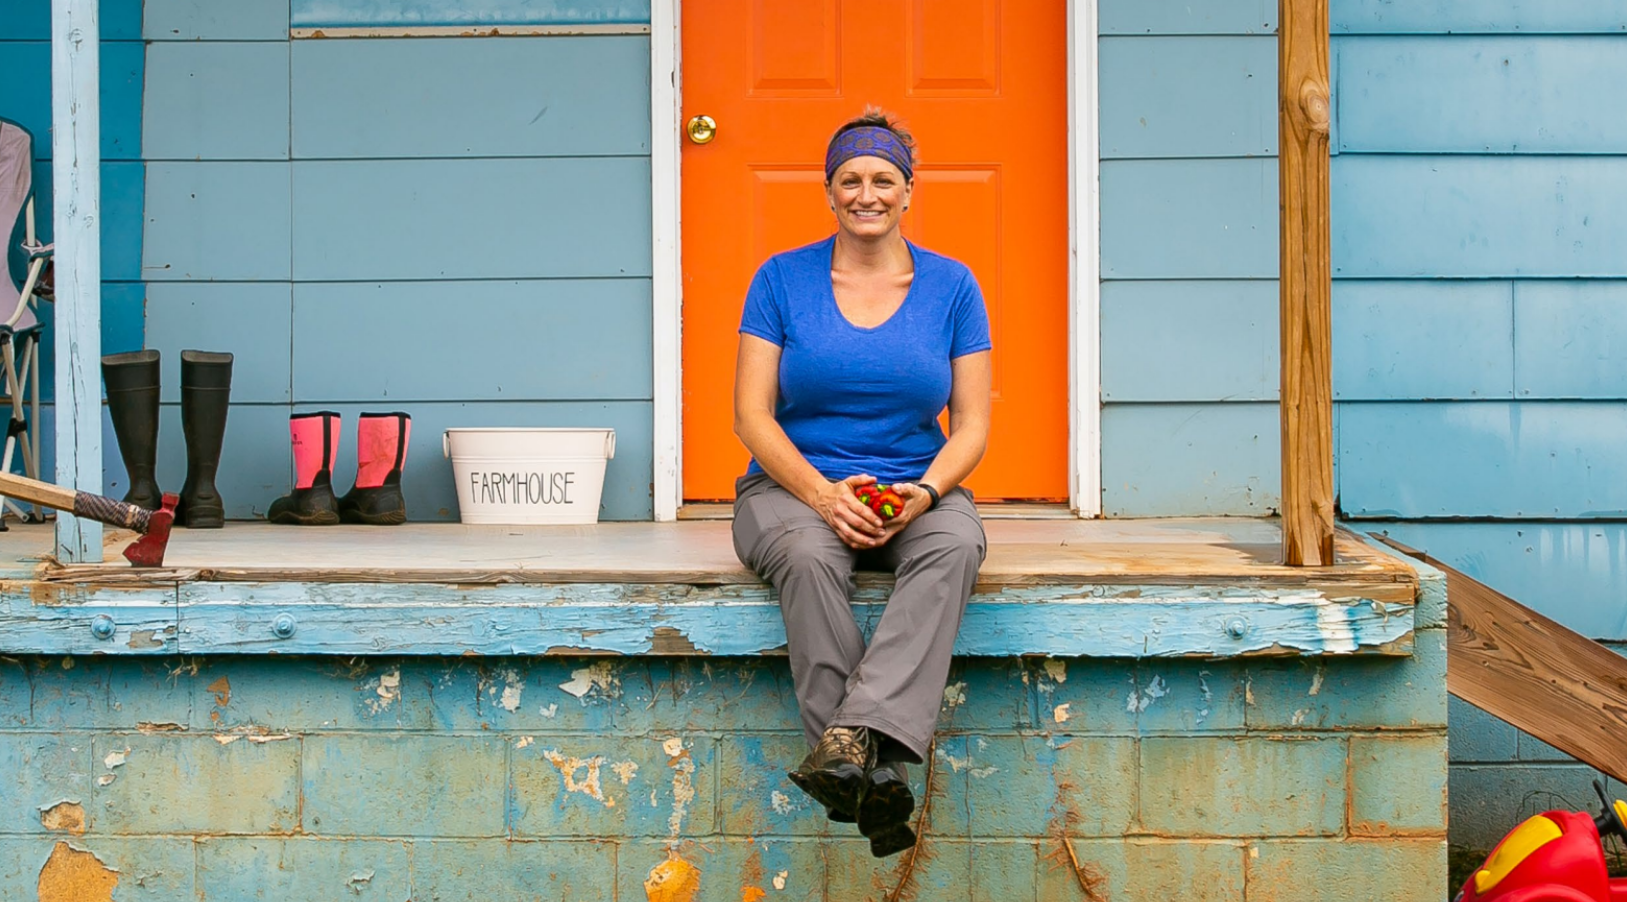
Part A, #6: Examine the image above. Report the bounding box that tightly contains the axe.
[0,471,176,566]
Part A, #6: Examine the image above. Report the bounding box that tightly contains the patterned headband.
[824,126,914,182]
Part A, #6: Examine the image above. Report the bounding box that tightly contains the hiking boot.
[859,758,917,858]
[788,726,872,819]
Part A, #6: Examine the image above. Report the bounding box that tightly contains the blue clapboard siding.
[1338,37,1627,154]
[1102,403,1280,517]
[291,38,650,158]
[145,0,289,40]
[1101,280,1277,402]
[1331,0,1627,35]
[31,283,146,404]
[1514,281,1627,400]
[1100,158,1277,279]
[143,163,292,281]
[291,158,652,281]
[1099,0,1275,36]
[1332,155,1627,278]
[1339,402,1627,519]
[1332,281,1514,401]
[293,280,651,403]
[1099,37,1275,159]
[144,283,294,404]
[0,41,144,161]
[0,0,143,39]
[1370,521,1627,640]
[143,42,291,161]
[291,0,650,29]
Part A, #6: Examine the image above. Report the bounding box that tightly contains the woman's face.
[826,156,912,240]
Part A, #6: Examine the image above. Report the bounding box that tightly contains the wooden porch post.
[50,0,105,562]
[1279,0,1334,566]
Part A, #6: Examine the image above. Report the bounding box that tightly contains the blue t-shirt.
[738,236,992,483]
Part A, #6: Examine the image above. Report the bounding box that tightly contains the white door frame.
[650,0,1101,520]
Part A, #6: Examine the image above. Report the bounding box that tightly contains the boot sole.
[867,822,917,858]
[857,770,915,836]
[268,509,340,526]
[339,508,407,526]
[787,764,865,818]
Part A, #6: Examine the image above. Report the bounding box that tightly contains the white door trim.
[649,0,1102,521]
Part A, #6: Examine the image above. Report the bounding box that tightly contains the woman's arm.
[880,350,992,538]
[734,334,885,548]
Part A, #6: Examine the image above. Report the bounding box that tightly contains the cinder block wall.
[0,643,1445,901]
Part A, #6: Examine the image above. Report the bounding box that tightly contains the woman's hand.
[872,482,933,546]
[816,476,887,550]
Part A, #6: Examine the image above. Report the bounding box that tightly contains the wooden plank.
[143,42,290,161]
[1100,158,1277,279]
[23,521,1418,598]
[51,0,105,563]
[1331,1,1627,35]
[1332,280,1514,402]
[166,581,1411,657]
[1099,36,1276,159]
[143,162,292,281]
[1100,0,1276,36]
[1101,281,1278,403]
[1374,534,1627,783]
[290,0,650,30]
[1514,282,1627,400]
[1279,0,1335,566]
[1102,403,1280,517]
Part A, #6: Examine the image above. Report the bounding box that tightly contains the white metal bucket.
[442,427,616,525]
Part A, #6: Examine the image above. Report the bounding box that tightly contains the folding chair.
[1,117,52,528]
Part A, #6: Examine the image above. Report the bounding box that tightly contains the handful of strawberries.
[854,483,907,521]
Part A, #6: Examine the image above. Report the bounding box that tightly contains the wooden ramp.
[1375,535,1627,783]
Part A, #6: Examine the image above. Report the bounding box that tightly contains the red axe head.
[123,493,178,567]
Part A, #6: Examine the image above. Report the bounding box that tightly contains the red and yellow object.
[854,483,906,522]
[1453,780,1627,902]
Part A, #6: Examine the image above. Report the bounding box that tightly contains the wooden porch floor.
[4,518,1415,596]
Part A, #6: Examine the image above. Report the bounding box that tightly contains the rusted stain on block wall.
[37,842,118,902]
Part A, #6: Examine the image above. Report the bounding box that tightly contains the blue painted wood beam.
[49,0,104,562]
[1,580,1415,657]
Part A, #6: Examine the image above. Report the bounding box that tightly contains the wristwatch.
[919,482,941,509]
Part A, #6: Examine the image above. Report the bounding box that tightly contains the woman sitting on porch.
[730,110,993,859]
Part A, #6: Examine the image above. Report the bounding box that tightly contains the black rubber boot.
[338,412,409,525]
[269,411,341,526]
[176,350,233,528]
[101,350,163,511]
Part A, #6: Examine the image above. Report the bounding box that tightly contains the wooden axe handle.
[0,470,153,532]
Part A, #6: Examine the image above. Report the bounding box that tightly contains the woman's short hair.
[826,108,917,180]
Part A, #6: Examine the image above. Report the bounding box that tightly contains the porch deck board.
[0,519,1422,658]
[9,519,1413,593]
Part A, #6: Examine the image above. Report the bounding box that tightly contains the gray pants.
[732,473,986,763]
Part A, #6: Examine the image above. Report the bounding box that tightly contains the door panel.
[682,0,1068,501]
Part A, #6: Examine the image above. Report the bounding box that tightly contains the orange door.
[681,0,1068,502]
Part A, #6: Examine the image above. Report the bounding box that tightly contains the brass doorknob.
[687,115,717,144]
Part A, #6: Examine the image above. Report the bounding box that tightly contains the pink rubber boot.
[338,412,410,525]
[268,411,341,525]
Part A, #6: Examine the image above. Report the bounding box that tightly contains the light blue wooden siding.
[1340,403,1627,519]
[292,280,652,402]
[144,283,294,404]
[290,158,652,281]
[291,0,650,29]
[1373,522,1627,640]
[1101,281,1277,402]
[1099,37,1275,158]
[0,41,143,160]
[1332,281,1513,401]
[1333,156,1627,278]
[1103,404,1280,517]
[143,163,292,281]
[0,0,143,39]
[145,0,289,40]
[1098,21,1281,514]
[1338,37,1627,154]
[1513,282,1627,399]
[1100,0,1275,36]
[143,43,291,160]
[135,22,655,518]
[1331,1,1627,35]
[1101,158,1277,280]
[292,38,650,159]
